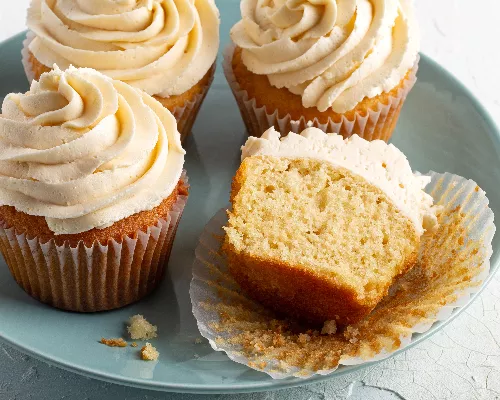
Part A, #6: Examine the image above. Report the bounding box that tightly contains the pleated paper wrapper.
[0,174,189,313]
[165,64,215,143]
[22,31,213,143]
[223,45,418,142]
[190,172,495,379]
[21,31,36,83]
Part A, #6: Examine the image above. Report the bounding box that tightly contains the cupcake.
[23,0,220,142]
[223,127,437,325]
[225,0,419,141]
[0,65,188,312]
[191,128,494,378]
[192,169,494,378]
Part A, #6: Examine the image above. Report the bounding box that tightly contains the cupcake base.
[22,32,214,143]
[0,177,189,312]
[154,64,215,143]
[224,46,418,142]
[191,172,495,378]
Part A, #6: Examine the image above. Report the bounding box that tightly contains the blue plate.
[0,2,499,394]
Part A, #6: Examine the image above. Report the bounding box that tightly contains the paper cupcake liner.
[0,173,189,313]
[167,64,215,143]
[190,171,495,379]
[21,31,36,83]
[223,45,418,142]
[22,31,214,143]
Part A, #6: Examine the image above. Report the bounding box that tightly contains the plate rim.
[0,31,499,394]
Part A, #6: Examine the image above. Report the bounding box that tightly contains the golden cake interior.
[224,156,419,325]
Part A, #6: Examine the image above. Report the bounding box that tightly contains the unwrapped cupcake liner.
[190,171,495,378]
[223,45,418,142]
[22,31,214,143]
[0,173,189,313]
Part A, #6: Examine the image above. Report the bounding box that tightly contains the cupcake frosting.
[231,0,419,113]
[0,66,185,235]
[241,127,437,235]
[26,0,220,97]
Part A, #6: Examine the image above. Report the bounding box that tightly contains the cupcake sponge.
[224,156,420,325]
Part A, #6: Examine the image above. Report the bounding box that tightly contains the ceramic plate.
[0,2,499,394]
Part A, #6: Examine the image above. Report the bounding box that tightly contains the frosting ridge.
[27,0,220,97]
[241,127,437,235]
[0,65,185,234]
[231,0,419,113]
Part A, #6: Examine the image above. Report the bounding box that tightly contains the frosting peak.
[27,0,220,97]
[0,66,185,234]
[231,0,419,113]
[241,127,437,235]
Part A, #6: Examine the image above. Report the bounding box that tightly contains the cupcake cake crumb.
[298,334,311,344]
[131,342,138,348]
[141,343,159,361]
[194,338,203,344]
[128,315,158,340]
[321,320,338,335]
[100,338,127,348]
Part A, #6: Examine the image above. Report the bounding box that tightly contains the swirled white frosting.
[0,66,185,235]
[27,0,220,97]
[241,127,436,235]
[231,0,419,113]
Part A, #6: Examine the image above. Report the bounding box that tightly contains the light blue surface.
[0,1,499,394]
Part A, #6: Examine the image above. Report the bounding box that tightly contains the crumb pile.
[99,315,160,361]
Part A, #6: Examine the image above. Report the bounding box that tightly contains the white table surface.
[1,1,500,399]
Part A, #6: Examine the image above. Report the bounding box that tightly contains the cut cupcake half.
[224,128,437,325]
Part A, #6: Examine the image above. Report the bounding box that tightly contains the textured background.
[1,1,500,399]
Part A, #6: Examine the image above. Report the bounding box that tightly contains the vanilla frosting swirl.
[0,66,185,235]
[231,0,419,113]
[27,0,220,97]
[242,127,437,235]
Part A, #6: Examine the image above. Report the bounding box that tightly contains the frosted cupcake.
[23,0,220,141]
[0,66,188,312]
[191,127,495,377]
[224,127,437,325]
[225,0,419,141]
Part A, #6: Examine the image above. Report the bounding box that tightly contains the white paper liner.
[190,171,495,379]
[223,45,418,142]
[22,32,214,142]
[166,63,215,142]
[21,31,35,83]
[0,172,189,313]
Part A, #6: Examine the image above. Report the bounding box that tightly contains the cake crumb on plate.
[128,315,157,340]
[100,338,127,347]
[141,343,159,361]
